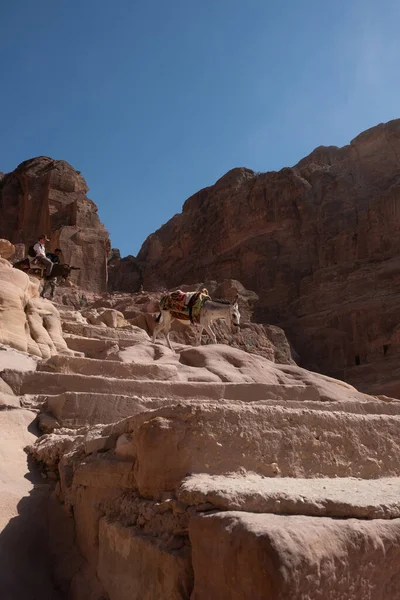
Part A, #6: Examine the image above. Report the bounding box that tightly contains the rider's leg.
[37,256,53,277]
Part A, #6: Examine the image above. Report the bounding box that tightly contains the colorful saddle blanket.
[160,289,210,323]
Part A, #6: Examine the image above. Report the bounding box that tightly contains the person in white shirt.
[33,235,53,277]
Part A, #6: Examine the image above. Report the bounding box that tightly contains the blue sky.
[1,0,399,256]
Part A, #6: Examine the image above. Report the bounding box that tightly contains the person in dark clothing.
[46,248,62,264]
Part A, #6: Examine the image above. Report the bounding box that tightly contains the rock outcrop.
[0,243,73,358]
[0,157,110,292]
[1,276,400,598]
[110,119,400,397]
[10,302,400,599]
[0,238,15,259]
[108,249,141,292]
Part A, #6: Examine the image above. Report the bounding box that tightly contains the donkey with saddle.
[152,288,241,349]
[13,258,80,300]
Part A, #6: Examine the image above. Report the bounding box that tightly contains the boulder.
[0,258,73,357]
[0,239,15,259]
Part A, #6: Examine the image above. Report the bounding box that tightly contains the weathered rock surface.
[179,473,400,518]
[0,238,15,259]
[110,119,400,397]
[98,518,193,600]
[11,300,400,599]
[189,512,400,599]
[0,409,67,600]
[0,157,110,291]
[0,255,74,358]
[108,251,141,293]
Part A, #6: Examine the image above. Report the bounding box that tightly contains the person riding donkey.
[46,248,62,265]
[33,234,53,277]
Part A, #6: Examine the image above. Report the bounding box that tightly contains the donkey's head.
[230,296,241,328]
[52,264,80,280]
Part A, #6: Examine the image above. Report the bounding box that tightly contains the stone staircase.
[5,304,400,599]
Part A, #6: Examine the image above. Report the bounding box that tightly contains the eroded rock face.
[111,120,400,395]
[25,335,400,599]
[189,512,400,600]
[19,300,400,599]
[108,252,141,293]
[0,238,15,259]
[0,157,110,292]
[0,256,73,358]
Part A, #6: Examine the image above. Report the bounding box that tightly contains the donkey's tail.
[155,312,162,323]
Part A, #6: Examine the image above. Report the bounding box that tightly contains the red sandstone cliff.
[110,119,400,395]
[0,157,110,292]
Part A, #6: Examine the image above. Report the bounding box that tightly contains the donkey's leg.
[49,279,56,300]
[152,313,165,344]
[163,312,173,350]
[153,312,173,349]
[194,324,204,346]
[199,316,216,345]
[204,322,217,344]
[40,281,47,298]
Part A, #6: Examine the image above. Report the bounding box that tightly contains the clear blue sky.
[1,0,399,256]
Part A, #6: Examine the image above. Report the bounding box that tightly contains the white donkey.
[152,293,241,350]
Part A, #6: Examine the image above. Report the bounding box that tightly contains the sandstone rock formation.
[0,251,73,359]
[4,120,400,598]
[110,119,400,397]
[108,249,141,292]
[0,238,15,259]
[9,302,399,599]
[1,276,400,598]
[0,157,110,291]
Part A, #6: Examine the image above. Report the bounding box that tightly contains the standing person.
[46,248,62,265]
[33,235,53,277]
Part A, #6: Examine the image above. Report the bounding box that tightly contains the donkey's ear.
[232,294,239,304]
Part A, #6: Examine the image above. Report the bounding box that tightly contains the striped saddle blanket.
[160,289,210,323]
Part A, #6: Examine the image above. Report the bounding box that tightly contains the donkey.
[14,259,80,299]
[41,264,80,299]
[152,292,241,349]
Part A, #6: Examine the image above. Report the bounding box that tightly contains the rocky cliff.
[0,157,110,292]
[3,233,400,598]
[110,119,400,395]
